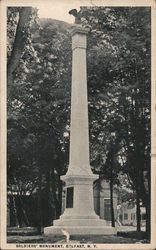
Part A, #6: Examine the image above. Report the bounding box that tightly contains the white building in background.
[62,178,146,227]
[117,203,146,226]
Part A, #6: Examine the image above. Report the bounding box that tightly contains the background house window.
[119,214,123,221]
[66,187,74,208]
[131,213,135,220]
[124,213,128,220]
[104,199,111,221]
[141,213,146,220]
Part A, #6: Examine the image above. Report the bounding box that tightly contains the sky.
[37,1,82,23]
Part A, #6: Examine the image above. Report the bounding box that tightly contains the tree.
[7,10,72,228]
[79,6,150,236]
[7,7,35,98]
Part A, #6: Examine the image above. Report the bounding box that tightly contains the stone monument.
[44,25,117,235]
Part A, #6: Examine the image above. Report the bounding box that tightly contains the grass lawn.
[7,227,149,244]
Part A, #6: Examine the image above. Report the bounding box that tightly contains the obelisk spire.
[66,26,92,176]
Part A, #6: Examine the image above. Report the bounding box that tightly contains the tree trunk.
[110,166,115,227]
[45,167,51,226]
[51,166,59,219]
[10,195,17,226]
[16,196,23,228]
[58,176,62,217]
[57,157,63,217]
[57,159,63,217]
[136,194,141,232]
[18,196,29,226]
[7,7,32,98]
[37,167,42,234]
[146,167,151,240]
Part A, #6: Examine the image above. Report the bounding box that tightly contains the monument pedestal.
[44,26,117,236]
[44,175,116,236]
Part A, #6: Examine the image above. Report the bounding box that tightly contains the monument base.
[44,226,117,236]
[44,226,116,236]
[44,218,117,235]
[44,174,117,236]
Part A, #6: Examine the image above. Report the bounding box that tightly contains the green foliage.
[78,7,150,192]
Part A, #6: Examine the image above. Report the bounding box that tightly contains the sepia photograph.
[0,0,156,249]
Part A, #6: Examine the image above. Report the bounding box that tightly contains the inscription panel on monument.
[66,187,74,208]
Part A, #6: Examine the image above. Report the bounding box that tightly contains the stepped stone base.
[44,226,116,236]
[44,218,117,235]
